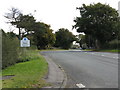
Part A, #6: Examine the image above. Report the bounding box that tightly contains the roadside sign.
[20,37,30,47]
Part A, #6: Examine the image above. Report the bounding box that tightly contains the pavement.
[41,53,67,88]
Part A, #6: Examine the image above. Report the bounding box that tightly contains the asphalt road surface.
[41,50,118,88]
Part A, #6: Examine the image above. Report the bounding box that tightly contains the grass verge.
[2,50,49,88]
[93,49,120,53]
[82,49,120,53]
[40,49,67,51]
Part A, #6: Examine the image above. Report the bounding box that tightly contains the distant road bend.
[41,50,118,88]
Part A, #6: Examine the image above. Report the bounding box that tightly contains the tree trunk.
[95,39,100,50]
[19,28,21,40]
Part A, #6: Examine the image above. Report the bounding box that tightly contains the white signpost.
[20,37,30,47]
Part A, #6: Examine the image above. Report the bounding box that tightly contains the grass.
[0,71,2,89]
[40,48,66,51]
[82,49,93,51]
[93,49,120,53]
[83,49,120,53]
[2,50,49,88]
[41,48,120,53]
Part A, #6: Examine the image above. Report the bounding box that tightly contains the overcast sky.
[0,0,119,35]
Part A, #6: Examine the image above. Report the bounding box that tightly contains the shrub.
[108,39,120,49]
[2,30,38,69]
[2,30,19,69]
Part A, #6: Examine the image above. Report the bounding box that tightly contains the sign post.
[20,37,30,57]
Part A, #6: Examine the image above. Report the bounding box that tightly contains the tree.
[33,22,56,49]
[5,7,22,39]
[5,8,37,40]
[5,8,56,50]
[12,14,36,37]
[73,3,119,49]
[76,34,95,49]
[55,28,76,49]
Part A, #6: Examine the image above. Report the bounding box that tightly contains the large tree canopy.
[5,7,56,49]
[55,28,76,49]
[33,22,56,49]
[12,14,36,36]
[73,3,119,48]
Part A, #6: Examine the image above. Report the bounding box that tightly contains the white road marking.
[112,57,119,59]
[76,83,86,88]
[101,55,105,56]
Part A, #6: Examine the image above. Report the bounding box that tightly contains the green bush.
[2,30,39,69]
[108,39,120,49]
[2,30,19,69]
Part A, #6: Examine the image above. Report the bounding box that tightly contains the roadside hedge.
[2,30,19,69]
[108,39,120,49]
[1,30,37,69]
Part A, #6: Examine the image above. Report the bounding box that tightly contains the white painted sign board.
[20,37,30,47]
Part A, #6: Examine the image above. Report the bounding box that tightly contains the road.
[41,50,118,88]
